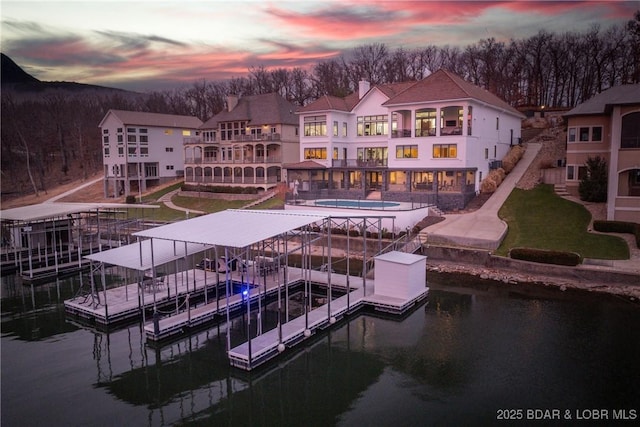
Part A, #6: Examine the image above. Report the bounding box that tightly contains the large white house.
[99,110,203,198]
[286,69,524,210]
[185,93,300,191]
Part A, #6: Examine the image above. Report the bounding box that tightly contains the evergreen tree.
[578,156,608,202]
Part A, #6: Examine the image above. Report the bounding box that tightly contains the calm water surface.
[2,273,639,426]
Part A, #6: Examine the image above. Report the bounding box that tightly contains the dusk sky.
[1,1,638,92]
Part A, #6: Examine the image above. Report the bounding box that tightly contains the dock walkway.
[143,267,359,341]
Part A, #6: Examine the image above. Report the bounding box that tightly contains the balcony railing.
[184,155,282,165]
[183,133,282,145]
[391,129,412,138]
[332,158,388,168]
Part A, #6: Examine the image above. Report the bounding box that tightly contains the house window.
[333,148,339,159]
[304,115,327,136]
[357,147,387,162]
[127,135,136,143]
[622,112,640,148]
[569,126,604,143]
[415,109,437,137]
[139,135,148,143]
[103,136,109,144]
[127,128,136,133]
[396,145,418,159]
[139,128,148,134]
[579,127,590,141]
[484,148,489,159]
[104,148,110,157]
[342,122,347,137]
[494,145,497,158]
[166,165,174,170]
[496,117,499,130]
[333,121,339,136]
[117,135,123,143]
[118,147,124,157]
[166,147,174,152]
[128,146,137,156]
[467,106,473,135]
[182,130,191,136]
[117,128,123,133]
[304,147,327,159]
[357,115,389,136]
[567,165,575,180]
[140,147,149,156]
[433,144,457,158]
[164,129,173,135]
[103,129,109,135]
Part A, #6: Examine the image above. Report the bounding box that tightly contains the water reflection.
[2,272,639,426]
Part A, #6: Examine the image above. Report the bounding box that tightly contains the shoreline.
[427,259,640,303]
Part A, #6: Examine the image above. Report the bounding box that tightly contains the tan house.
[184,93,300,191]
[564,85,640,222]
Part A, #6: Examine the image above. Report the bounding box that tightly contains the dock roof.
[85,239,211,271]
[0,202,157,222]
[133,210,329,248]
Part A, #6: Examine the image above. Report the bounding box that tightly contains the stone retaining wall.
[424,244,639,286]
[179,191,257,201]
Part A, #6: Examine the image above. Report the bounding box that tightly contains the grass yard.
[497,184,629,260]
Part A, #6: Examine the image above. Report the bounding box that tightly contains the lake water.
[2,273,639,426]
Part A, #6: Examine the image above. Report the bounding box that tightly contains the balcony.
[332,158,388,168]
[391,129,412,138]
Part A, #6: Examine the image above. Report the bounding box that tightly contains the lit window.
[304,148,327,159]
[333,121,338,136]
[304,116,327,136]
[395,145,418,158]
[433,144,457,158]
[164,129,173,135]
[357,115,389,136]
[568,128,576,142]
[182,130,191,136]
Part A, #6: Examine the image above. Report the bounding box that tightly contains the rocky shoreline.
[427,260,640,303]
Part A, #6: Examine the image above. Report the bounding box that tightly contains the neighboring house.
[286,69,524,210]
[99,110,202,198]
[564,84,640,221]
[185,93,300,191]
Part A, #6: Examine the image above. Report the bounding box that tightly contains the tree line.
[1,11,638,197]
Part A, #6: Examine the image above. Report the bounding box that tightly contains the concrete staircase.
[366,190,381,200]
[554,183,570,197]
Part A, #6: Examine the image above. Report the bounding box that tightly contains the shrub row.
[480,145,525,193]
[509,247,582,266]
[181,184,258,194]
[593,220,640,248]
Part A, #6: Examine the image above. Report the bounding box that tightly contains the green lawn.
[496,184,629,259]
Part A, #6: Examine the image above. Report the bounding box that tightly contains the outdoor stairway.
[554,183,570,197]
[366,190,381,200]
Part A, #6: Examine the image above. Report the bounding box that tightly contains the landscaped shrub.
[125,195,136,204]
[579,156,608,202]
[501,145,525,174]
[480,178,497,193]
[509,247,582,266]
[593,220,640,248]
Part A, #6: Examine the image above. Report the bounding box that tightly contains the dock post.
[153,310,160,337]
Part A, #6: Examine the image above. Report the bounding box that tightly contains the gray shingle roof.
[564,84,640,117]
[102,109,202,128]
[201,93,298,129]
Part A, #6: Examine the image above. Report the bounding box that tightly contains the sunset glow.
[1,0,636,91]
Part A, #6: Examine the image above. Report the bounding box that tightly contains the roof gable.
[99,109,202,129]
[383,69,522,117]
[564,84,640,117]
[201,93,298,129]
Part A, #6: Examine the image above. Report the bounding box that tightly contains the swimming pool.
[313,199,401,209]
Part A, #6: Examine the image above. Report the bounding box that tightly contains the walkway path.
[158,190,204,215]
[44,177,104,203]
[424,143,542,250]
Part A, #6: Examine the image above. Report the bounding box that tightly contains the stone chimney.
[358,80,370,99]
[226,94,239,112]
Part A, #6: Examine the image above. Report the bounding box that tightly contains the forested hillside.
[1,10,638,201]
